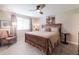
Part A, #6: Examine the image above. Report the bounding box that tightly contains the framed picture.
[0,20,10,28]
[46,16,55,25]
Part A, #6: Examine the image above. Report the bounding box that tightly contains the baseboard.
[67,41,78,45]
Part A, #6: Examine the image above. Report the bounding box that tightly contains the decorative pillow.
[44,26,51,32]
[45,27,51,32]
[41,25,59,32]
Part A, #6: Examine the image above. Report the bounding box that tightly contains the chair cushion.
[6,37,15,40]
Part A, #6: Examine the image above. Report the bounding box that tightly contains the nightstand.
[62,33,70,44]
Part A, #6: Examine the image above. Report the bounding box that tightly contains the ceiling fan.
[29,4,46,14]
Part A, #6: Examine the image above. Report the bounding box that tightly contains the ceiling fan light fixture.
[36,9,40,12]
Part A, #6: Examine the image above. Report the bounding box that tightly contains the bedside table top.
[62,33,70,35]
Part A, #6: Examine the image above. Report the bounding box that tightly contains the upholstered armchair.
[0,29,17,46]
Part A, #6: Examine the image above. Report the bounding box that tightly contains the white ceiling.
[0,4,79,17]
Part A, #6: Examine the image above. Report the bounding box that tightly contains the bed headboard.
[43,23,62,38]
[45,24,61,32]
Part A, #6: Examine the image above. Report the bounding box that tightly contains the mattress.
[26,31,60,47]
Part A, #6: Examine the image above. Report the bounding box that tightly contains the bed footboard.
[25,33,49,55]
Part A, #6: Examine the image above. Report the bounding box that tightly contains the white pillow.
[50,27,59,32]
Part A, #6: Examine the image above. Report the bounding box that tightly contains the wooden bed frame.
[25,24,62,55]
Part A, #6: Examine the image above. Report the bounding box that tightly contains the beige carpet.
[0,33,45,55]
[52,43,78,55]
[0,31,78,55]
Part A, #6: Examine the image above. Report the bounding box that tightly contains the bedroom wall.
[0,10,11,20]
[0,6,78,45]
[40,8,79,45]
[56,8,79,45]
[0,10,11,32]
[61,9,79,45]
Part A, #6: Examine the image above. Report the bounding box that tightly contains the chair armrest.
[8,35,13,37]
[6,36,16,40]
[0,37,6,39]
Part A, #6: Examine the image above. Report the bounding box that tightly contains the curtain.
[10,14,17,36]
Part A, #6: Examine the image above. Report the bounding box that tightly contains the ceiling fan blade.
[29,9,36,11]
[36,4,46,10]
[29,4,45,15]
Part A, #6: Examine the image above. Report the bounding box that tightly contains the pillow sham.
[50,27,59,32]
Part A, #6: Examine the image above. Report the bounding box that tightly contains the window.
[17,17,31,30]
